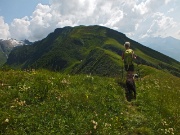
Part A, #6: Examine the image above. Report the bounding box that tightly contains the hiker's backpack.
[124,49,133,65]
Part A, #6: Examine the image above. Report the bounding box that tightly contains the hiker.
[122,42,136,80]
[122,42,137,99]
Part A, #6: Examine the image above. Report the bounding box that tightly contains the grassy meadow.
[0,66,180,135]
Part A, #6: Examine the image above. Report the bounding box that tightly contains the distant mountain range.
[139,36,180,62]
[4,25,180,77]
[0,39,32,65]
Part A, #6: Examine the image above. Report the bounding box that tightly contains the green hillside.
[0,44,9,66]
[0,65,179,134]
[5,25,180,77]
[0,51,6,66]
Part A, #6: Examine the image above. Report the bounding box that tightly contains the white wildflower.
[5,118,9,123]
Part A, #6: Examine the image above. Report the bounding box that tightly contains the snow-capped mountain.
[0,38,32,65]
[0,38,31,48]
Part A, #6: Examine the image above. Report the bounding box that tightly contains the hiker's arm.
[132,51,137,59]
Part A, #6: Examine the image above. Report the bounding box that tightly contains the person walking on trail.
[122,42,136,81]
[122,41,137,99]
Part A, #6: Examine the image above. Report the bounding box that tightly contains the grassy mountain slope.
[0,66,179,134]
[5,25,180,76]
[0,43,11,66]
[71,47,122,76]
[0,49,7,66]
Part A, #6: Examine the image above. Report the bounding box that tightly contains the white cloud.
[165,0,173,4]
[167,8,174,13]
[0,16,10,39]
[28,4,55,41]
[104,9,123,28]
[10,16,30,40]
[144,12,177,38]
[1,0,180,41]
[178,30,180,36]
[156,14,176,29]
[133,2,148,15]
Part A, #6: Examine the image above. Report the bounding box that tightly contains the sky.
[0,0,180,42]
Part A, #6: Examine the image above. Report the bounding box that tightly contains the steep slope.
[5,25,180,76]
[72,47,122,76]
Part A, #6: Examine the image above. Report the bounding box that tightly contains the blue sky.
[0,0,180,42]
[0,0,49,23]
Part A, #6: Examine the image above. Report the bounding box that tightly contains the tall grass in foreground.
[135,66,180,135]
[0,68,179,134]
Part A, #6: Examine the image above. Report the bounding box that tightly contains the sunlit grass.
[0,67,179,134]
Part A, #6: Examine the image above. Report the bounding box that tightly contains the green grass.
[71,47,123,77]
[136,66,180,134]
[0,67,179,134]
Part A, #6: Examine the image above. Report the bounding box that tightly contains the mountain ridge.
[5,25,180,77]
